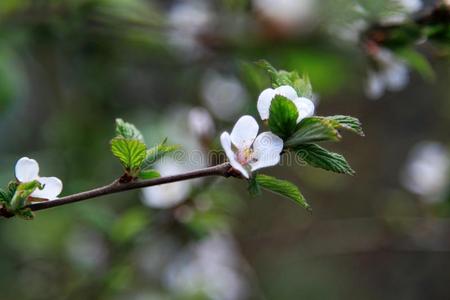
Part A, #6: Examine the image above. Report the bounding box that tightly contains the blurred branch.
[0,163,236,218]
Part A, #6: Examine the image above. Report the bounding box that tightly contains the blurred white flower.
[167,1,212,59]
[333,19,368,43]
[401,141,450,203]
[202,71,247,121]
[220,115,283,179]
[141,159,191,209]
[188,107,215,138]
[164,232,249,300]
[15,157,63,200]
[257,85,315,122]
[253,0,316,30]
[365,48,409,99]
[381,0,423,24]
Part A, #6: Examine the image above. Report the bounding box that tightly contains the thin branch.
[0,163,237,218]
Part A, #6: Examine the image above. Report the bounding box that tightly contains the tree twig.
[0,163,237,218]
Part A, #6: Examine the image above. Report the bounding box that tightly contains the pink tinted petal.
[220,132,249,178]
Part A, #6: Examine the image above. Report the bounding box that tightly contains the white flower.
[202,71,247,121]
[401,142,450,203]
[14,157,63,200]
[188,107,215,138]
[220,115,283,179]
[164,231,249,300]
[141,159,192,209]
[167,2,212,59]
[253,0,316,29]
[365,48,409,99]
[257,85,315,122]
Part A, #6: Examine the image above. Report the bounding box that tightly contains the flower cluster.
[220,85,315,179]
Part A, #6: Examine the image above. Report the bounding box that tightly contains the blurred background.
[0,0,449,299]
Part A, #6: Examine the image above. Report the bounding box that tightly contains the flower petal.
[274,85,298,101]
[257,88,276,120]
[31,177,63,200]
[250,132,283,171]
[292,97,315,122]
[230,115,259,150]
[220,132,249,178]
[15,157,40,182]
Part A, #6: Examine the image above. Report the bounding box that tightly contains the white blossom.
[141,159,191,209]
[257,85,315,122]
[14,157,63,200]
[365,48,409,99]
[202,71,247,121]
[188,107,215,138]
[167,1,212,59]
[401,141,450,203]
[253,0,316,30]
[164,232,249,300]
[220,115,283,179]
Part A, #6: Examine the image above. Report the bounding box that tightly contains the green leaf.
[10,180,42,211]
[295,144,355,175]
[285,117,341,147]
[255,174,310,209]
[115,118,145,142]
[325,115,365,136]
[268,95,299,140]
[256,60,313,98]
[394,48,435,81]
[15,208,34,220]
[111,137,147,171]
[248,175,261,197]
[141,138,180,169]
[0,188,9,204]
[139,169,161,180]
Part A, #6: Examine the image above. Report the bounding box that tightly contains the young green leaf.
[256,60,313,98]
[394,48,435,81]
[111,138,147,171]
[268,95,299,140]
[255,174,310,209]
[295,144,355,175]
[115,118,145,142]
[325,115,365,136]
[141,139,180,170]
[285,117,341,147]
[0,188,9,204]
[139,169,161,180]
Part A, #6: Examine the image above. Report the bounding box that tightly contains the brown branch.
[0,163,237,218]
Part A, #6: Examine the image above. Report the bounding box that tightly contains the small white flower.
[257,85,315,122]
[14,157,63,200]
[188,107,215,138]
[141,159,191,209]
[365,48,409,99]
[401,142,450,203]
[220,115,283,179]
